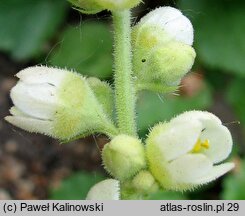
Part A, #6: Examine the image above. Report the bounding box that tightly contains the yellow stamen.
[192,139,210,153]
[192,139,202,152]
[202,139,210,149]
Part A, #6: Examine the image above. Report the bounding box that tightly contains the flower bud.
[102,135,146,181]
[146,111,234,191]
[69,0,141,14]
[132,171,159,194]
[86,179,120,200]
[5,66,116,140]
[132,7,196,88]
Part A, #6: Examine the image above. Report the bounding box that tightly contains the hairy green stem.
[113,10,137,136]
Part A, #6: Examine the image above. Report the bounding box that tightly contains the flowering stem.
[112,10,137,136]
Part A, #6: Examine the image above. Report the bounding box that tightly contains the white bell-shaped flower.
[146,111,234,191]
[5,66,116,140]
[86,179,120,200]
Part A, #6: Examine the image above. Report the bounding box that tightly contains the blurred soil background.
[0,0,245,199]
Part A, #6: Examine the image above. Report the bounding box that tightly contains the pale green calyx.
[5,66,117,140]
[68,0,102,14]
[132,6,196,90]
[87,77,114,118]
[86,179,120,200]
[102,135,146,181]
[146,111,234,191]
[68,0,141,14]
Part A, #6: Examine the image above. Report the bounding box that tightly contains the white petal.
[10,106,29,117]
[191,162,235,185]
[168,154,212,183]
[154,120,202,161]
[164,15,193,46]
[171,111,222,126]
[16,66,67,86]
[5,116,53,136]
[139,7,193,45]
[86,179,120,200]
[171,111,232,163]
[140,7,182,27]
[10,81,57,120]
[200,125,232,164]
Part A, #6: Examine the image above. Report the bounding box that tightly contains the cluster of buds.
[5,3,234,200]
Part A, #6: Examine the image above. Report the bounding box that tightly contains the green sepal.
[132,25,196,88]
[133,40,196,86]
[87,77,114,119]
[53,72,118,140]
[68,0,142,13]
[68,0,103,14]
